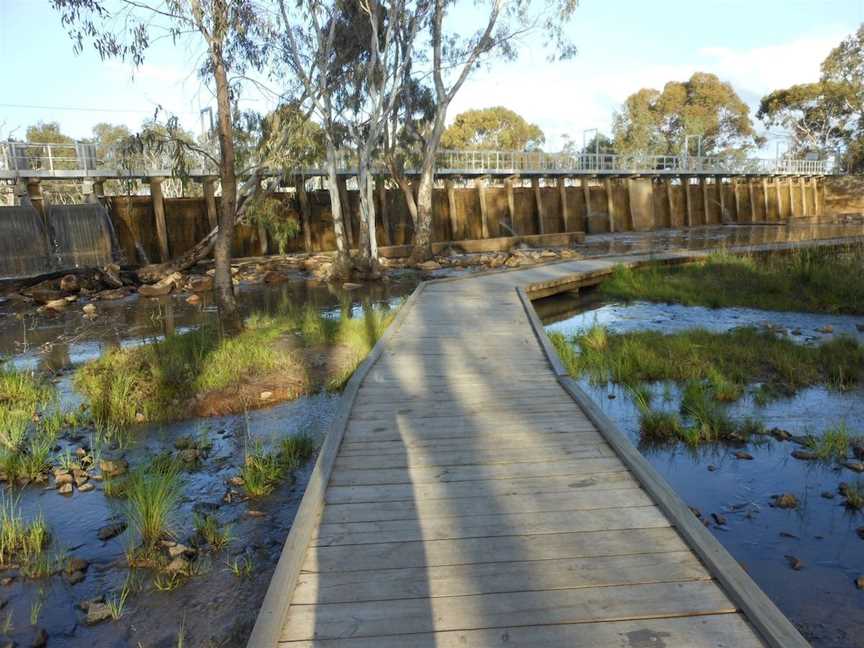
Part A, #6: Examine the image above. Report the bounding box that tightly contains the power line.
[0,102,200,115]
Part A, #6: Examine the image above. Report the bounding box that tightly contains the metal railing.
[0,140,833,179]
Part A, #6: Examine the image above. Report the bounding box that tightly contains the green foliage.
[0,496,49,570]
[843,482,864,510]
[125,457,182,548]
[441,107,545,151]
[244,194,301,254]
[75,305,396,426]
[226,554,254,578]
[279,433,318,470]
[804,422,852,461]
[601,246,864,315]
[612,72,756,156]
[240,444,283,498]
[193,514,232,551]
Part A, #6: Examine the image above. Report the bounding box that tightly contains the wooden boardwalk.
[252,250,816,648]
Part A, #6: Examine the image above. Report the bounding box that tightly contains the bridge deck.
[270,253,811,647]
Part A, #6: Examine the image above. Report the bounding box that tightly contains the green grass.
[226,554,254,578]
[240,431,320,498]
[843,482,864,510]
[600,244,864,314]
[75,305,396,426]
[193,514,232,551]
[557,325,864,396]
[0,496,49,571]
[125,457,182,548]
[805,422,852,461]
[279,433,318,470]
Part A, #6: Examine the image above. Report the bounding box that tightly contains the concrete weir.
[240,239,858,647]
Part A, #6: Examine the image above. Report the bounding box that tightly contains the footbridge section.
[248,246,818,647]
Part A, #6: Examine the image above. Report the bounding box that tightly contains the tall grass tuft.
[805,422,852,462]
[125,458,182,548]
[0,495,49,569]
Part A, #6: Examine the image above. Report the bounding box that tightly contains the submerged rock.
[85,602,113,625]
[734,450,754,460]
[773,493,799,509]
[842,461,864,473]
[97,522,127,541]
[791,450,819,461]
[99,457,128,477]
[785,555,804,570]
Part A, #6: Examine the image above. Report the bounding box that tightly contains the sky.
[1,0,863,152]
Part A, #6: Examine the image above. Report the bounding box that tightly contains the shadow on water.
[538,292,864,648]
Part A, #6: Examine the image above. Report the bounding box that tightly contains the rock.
[785,555,804,570]
[78,482,95,493]
[416,260,441,271]
[260,391,273,401]
[167,543,193,559]
[138,282,174,298]
[101,263,124,288]
[769,428,791,441]
[791,450,819,461]
[98,457,128,477]
[60,274,80,293]
[178,449,199,464]
[857,527,864,540]
[342,282,363,290]
[711,512,727,526]
[174,436,195,450]
[29,627,48,648]
[85,602,113,625]
[185,294,200,305]
[135,412,145,423]
[55,473,74,486]
[0,577,13,586]
[188,276,213,292]
[773,493,799,509]
[66,570,86,585]
[822,491,836,499]
[66,558,89,574]
[856,576,864,590]
[779,531,799,539]
[734,450,754,460]
[44,298,70,312]
[97,521,127,541]
[228,475,245,487]
[74,474,89,487]
[164,557,190,575]
[707,464,717,471]
[58,482,73,495]
[82,303,97,315]
[263,271,288,284]
[843,461,864,473]
[96,288,128,301]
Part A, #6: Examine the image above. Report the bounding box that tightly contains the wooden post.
[732,177,741,222]
[762,178,770,221]
[531,177,545,234]
[376,176,390,246]
[557,177,569,232]
[475,177,489,239]
[665,177,674,228]
[294,176,313,252]
[580,177,591,231]
[604,177,616,232]
[504,176,516,233]
[747,178,756,223]
[150,177,170,261]
[336,175,353,247]
[800,177,808,217]
[715,176,726,223]
[701,177,710,225]
[775,178,783,220]
[445,179,458,240]
[682,176,693,227]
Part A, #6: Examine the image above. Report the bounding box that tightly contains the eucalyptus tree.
[51,0,273,330]
[406,0,579,261]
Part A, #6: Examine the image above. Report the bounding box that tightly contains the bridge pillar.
[531,177,545,235]
[150,177,170,261]
[800,177,808,217]
[24,179,45,216]
[747,177,756,223]
[775,178,784,220]
[557,178,570,232]
[664,177,674,228]
[376,177,390,246]
[681,176,693,227]
[445,179,459,240]
[580,177,591,231]
[787,178,796,218]
[762,178,770,221]
[700,177,710,225]
[732,177,741,222]
[815,178,825,218]
[715,176,727,223]
[603,177,615,232]
[474,177,489,239]
[504,177,516,233]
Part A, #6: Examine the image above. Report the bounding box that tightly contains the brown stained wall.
[652,181,671,229]
[540,187,563,234]
[512,187,536,235]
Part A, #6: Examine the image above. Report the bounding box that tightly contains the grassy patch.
[125,457,182,549]
[0,496,50,572]
[805,422,852,461]
[240,432,320,498]
[558,326,864,396]
[600,244,864,314]
[75,305,396,427]
[193,514,232,551]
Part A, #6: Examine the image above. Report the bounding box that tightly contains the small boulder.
[44,298,70,312]
[167,543,194,559]
[78,482,95,493]
[188,275,214,292]
[734,450,754,460]
[55,473,74,486]
[843,461,864,473]
[416,260,441,271]
[819,325,834,334]
[785,555,804,570]
[791,450,818,461]
[82,303,97,316]
[97,522,127,541]
[138,283,174,298]
[66,570,86,585]
[58,482,73,496]
[85,601,113,625]
[186,294,200,305]
[773,493,799,509]
[856,576,864,590]
[260,391,273,401]
[164,557,190,575]
[99,457,128,477]
[60,274,80,293]
[711,512,727,526]
[66,558,89,574]
[178,449,200,464]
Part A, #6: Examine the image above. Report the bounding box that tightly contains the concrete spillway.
[0,203,116,279]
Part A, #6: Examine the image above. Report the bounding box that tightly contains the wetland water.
[0,275,416,647]
[539,295,864,648]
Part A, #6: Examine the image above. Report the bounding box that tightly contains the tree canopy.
[612,72,756,156]
[441,107,545,151]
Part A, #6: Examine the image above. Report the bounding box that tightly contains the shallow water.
[541,296,864,648]
[0,276,418,648]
